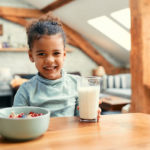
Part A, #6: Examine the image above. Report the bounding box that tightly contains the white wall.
[0,45,97,76]
[0,0,97,76]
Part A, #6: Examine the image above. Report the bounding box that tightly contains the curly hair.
[26,13,66,49]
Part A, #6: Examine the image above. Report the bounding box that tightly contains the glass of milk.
[78,76,101,122]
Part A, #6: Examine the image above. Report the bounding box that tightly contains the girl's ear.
[28,50,34,62]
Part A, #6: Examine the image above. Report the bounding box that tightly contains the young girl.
[13,14,101,119]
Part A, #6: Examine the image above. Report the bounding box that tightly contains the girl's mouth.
[43,66,57,71]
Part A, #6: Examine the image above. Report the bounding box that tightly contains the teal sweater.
[13,70,80,117]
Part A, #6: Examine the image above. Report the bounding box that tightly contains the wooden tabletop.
[0,113,150,150]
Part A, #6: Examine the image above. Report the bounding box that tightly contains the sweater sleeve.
[13,83,29,106]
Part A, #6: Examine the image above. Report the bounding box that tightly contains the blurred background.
[0,0,132,113]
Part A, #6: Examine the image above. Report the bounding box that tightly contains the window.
[87,8,131,51]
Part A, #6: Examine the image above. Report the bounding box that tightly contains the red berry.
[31,114,34,117]
[18,114,22,118]
[39,113,43,116]
[29,112,34,114]
[9,115,13,118]
[34,114,38,117]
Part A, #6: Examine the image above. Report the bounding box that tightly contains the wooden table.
[100,95,131,111]
[1,113,150,150]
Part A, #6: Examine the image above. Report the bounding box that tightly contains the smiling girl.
[13,13,101,120]
[13,14,80,117]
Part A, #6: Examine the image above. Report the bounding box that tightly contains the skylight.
[88,16,131,51]
[111,8,130,29]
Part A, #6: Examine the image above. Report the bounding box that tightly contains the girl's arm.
[13,84,29,106]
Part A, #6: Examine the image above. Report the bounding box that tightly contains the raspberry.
[9,115,13,118]
[29,112,34,114]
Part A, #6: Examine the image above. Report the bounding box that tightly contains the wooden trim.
[1,16,28,27]
[42,0,74,12]
[0,6,43,18]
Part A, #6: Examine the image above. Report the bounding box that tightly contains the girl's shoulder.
[20,75,37,89]
[65,73,81,83]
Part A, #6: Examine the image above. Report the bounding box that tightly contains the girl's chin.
[41,73,61,80]
[46,76,61,80]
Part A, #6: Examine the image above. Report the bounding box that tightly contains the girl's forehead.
[35,34,62,42]
[32,34,64,50]
[38,34,63,40]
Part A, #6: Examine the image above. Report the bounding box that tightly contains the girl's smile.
[28,34,66,80]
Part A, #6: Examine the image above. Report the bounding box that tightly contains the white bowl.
[0,106,50,141]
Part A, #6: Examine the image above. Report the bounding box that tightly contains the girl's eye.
[38,53,46,56]
[54,52,61,55]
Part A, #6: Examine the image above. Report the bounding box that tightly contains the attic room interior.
[1,0,150,148]
[0,0,150,114]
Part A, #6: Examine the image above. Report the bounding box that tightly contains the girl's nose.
[45,56,54,63]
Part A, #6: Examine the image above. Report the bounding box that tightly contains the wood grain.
[0,6,43,18]
[141,0,150,87]
[42,0,74,12]
[130,0,150,113]
[1,16,29,27]
[1,113,150,150]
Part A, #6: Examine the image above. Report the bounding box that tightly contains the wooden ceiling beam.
[42,0,74,12]
[1,16,28,27]
[66,35,80,48]
[0,6,43,18]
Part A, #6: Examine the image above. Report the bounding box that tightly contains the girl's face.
[28,34,66,80]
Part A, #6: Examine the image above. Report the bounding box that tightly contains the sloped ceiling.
[24,0,130,68]
[25,0,55,9]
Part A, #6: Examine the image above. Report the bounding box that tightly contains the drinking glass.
[78,76,101,122]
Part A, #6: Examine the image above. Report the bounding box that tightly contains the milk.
[78,86,100,120]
